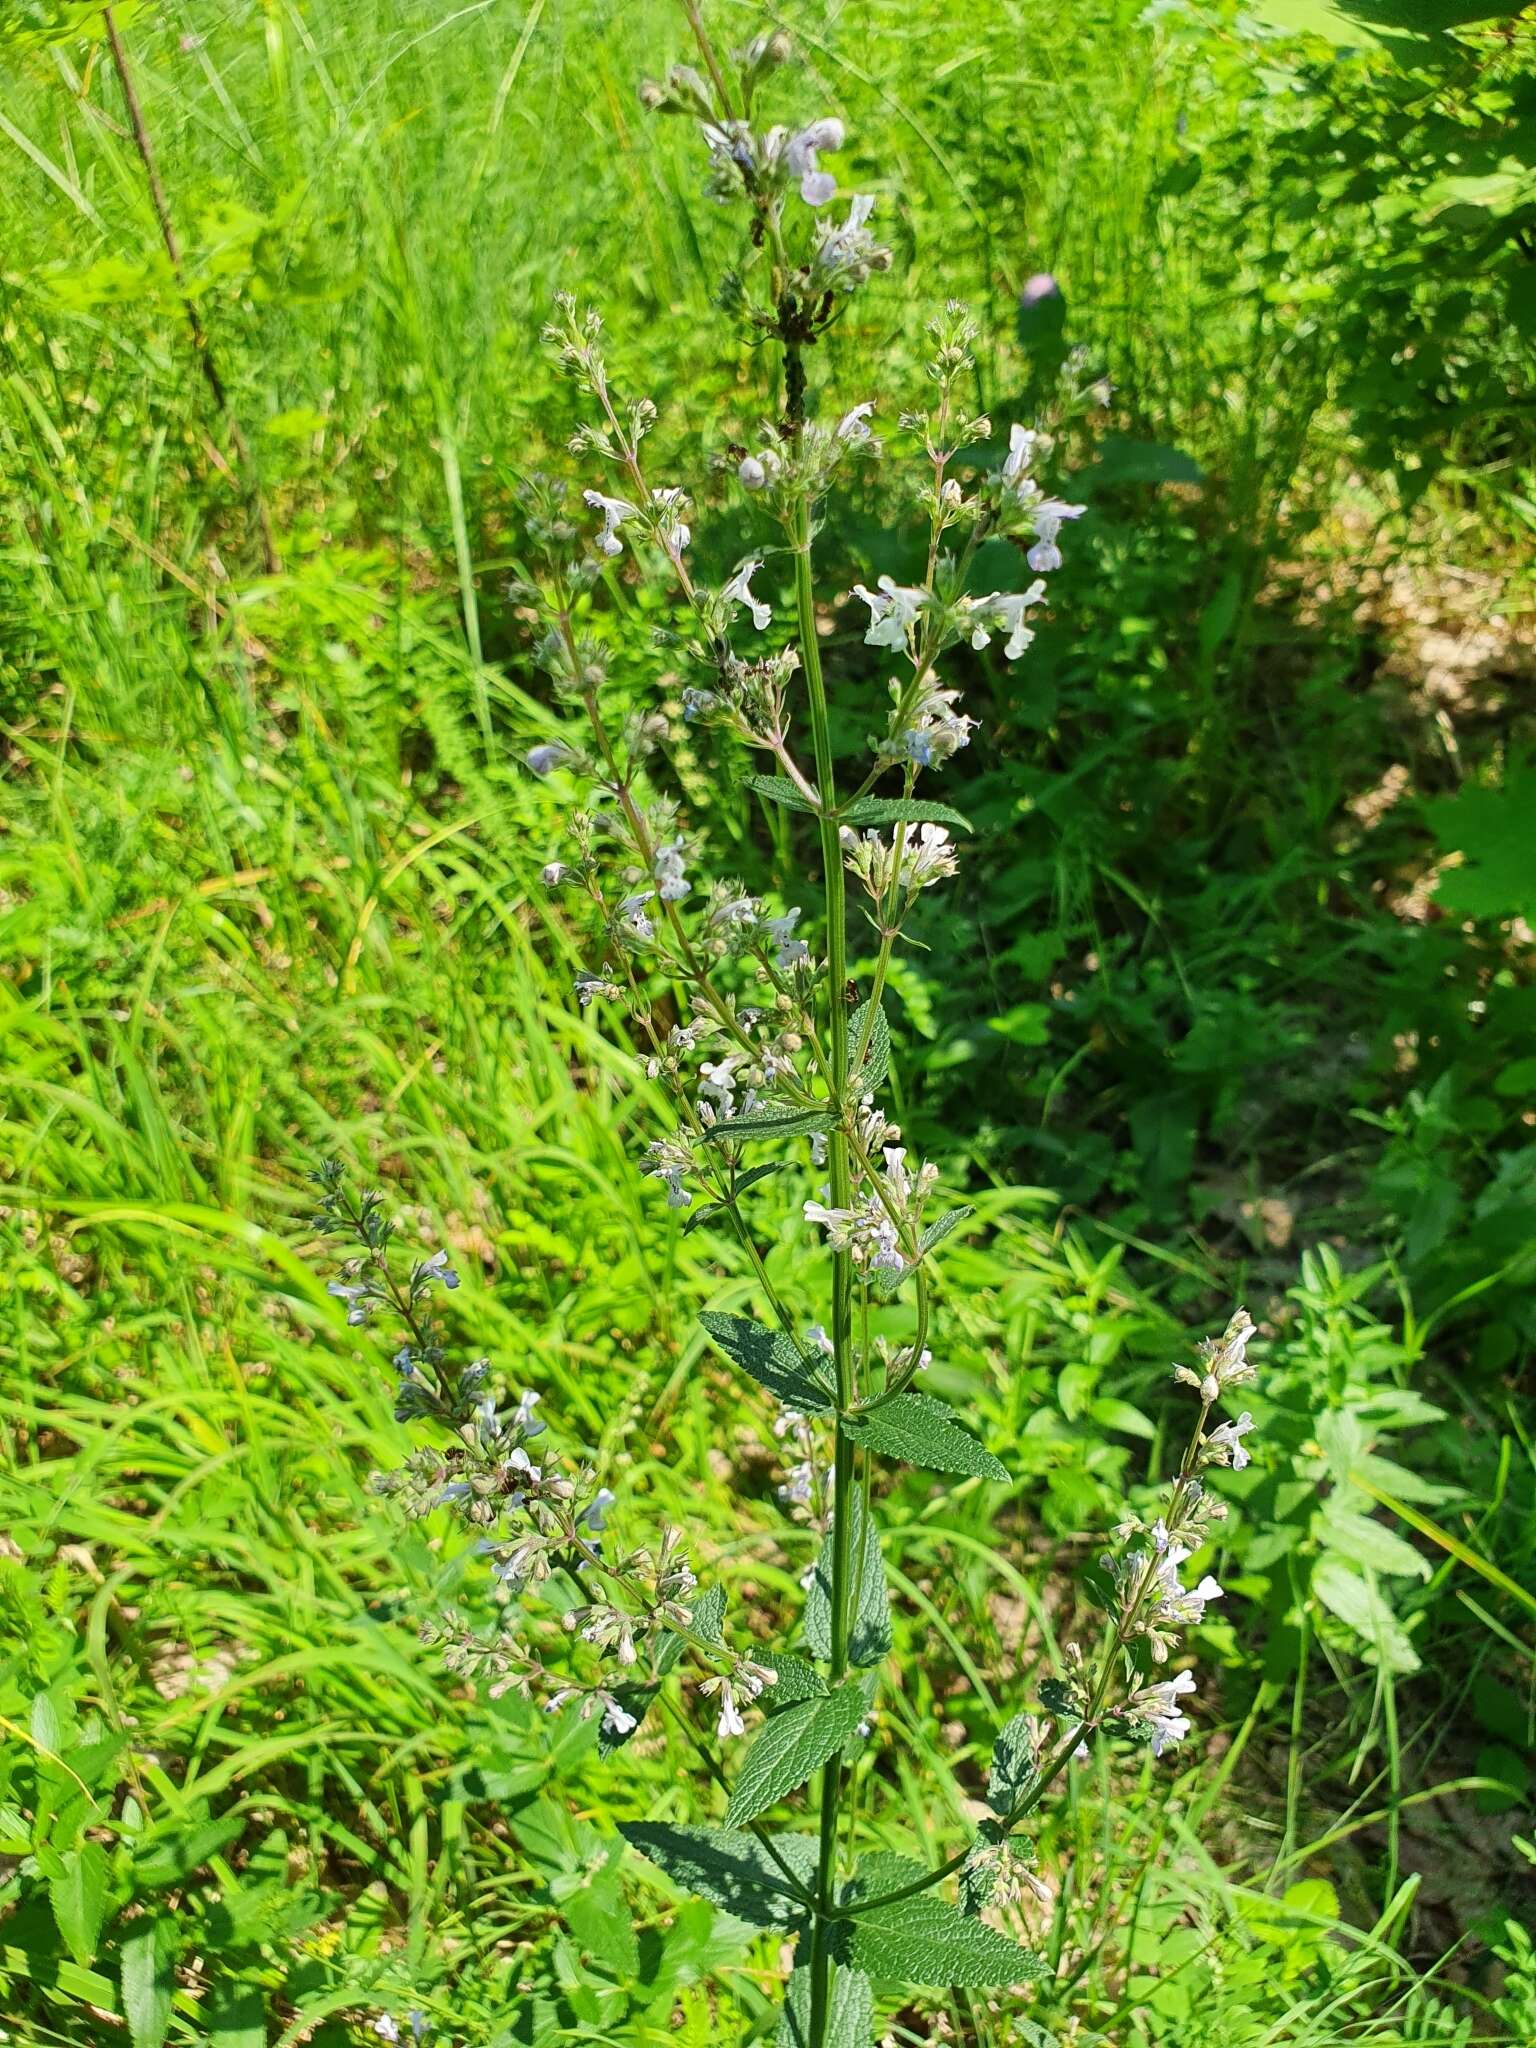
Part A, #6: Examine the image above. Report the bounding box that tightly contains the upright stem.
[794,490,855,2048]
[102,6,278,574]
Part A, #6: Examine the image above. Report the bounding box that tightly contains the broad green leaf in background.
[841,1391,1008,1483]
[1312,1557,1420,1673]
[838,797,973,832]
[987,1713,1041,1816]
[837,1854,1046,1986]
[48,1840,109,1965]
[805,1491,893,1668]
[121,1917,176,2048]
[620,1824,816,1926]
[703,1105,834,1143]
[777,1954,875,2046]
[698,1312,835,1412]
[724,1682,870,1827]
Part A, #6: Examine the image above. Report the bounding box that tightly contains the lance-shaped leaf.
[805,1490,892,1668]
[619,1823,817,1928]
[724,1679,869,1827]
[987,1712,1041,1816]
[704,1105,833,1144]
[777,1950,875,2046]
[841,1391,1008,1483]
[838,796,973,833]
[835,1853,1047,1987]
[849,999,891,1093]
[744,772,823,817]
[699,1312,835,1413]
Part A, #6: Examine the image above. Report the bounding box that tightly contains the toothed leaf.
[841,1391,1008,1483]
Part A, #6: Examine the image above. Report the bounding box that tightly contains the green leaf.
[692,1582,727,1644]
[744,773,822,817]
[703,1105,833,1144]
[121,1918,176,2048]
[766,1653,830,1707]
[917,1206,972,1257]
[838,796,972,833]
[621,1823,816,1927]
[699,1312,834,1413]
[208,1986,266,2048]
[724,1681,870,1827]
[1312,1558,1420,1674]
[564,1855,641,1975]
[836,1855,1046,1987]
[842,1392,1008,1483]
[682,1163,783,1235]
[49,1840,109,1965]
[208,1987,266,2048]
[777,1954,874,2046]
[986,1713,1040,1817]
[1318,1508,1429,1581]
[849,1000,891,1092]
[805,1490,892,1668]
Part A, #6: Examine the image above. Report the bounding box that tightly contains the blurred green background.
[1,1,1533,2042]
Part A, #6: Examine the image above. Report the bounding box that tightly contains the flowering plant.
[307,10,1257,2043]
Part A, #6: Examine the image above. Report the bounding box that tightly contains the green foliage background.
[1,0,1533,2043]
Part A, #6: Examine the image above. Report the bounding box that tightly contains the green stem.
[794,490,855,2048]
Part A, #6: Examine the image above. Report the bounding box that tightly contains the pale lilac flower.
[765,907,808,968]
[1026,498,1086,574]
[653,839,690,902]
[513,1389,545,1437]
[785,117,844,205]
[525,742,573,777]
[419,1249,459,1291]
[541,861,567,886]
[836,401,876,444]
[1020,271,1060,306]
[582,1487,618,1532]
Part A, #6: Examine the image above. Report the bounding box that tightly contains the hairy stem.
[794,489,855,2048]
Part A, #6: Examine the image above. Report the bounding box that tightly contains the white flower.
[583,488,639,557]
[836,401,876,443]
[852,575,926,651]
[373,2021,401,2044]
[1026,498,1086,574]
[809,1130,828,1167]
[1002,422,1040,486]
[1204,1412,1255,1471]
[785,117,844,205]
[963,581,1048,660]
[805,1324,835,1356]
[649,485,692,554]
[1135,1670,1197,1756]
[513,1389,545,1437]
[601,1696,638,1738]
[722,559,772,630]
[540,860,567,886]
